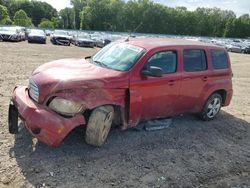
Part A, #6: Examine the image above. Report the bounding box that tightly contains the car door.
[130,49,181,121]
[178,48,210,113]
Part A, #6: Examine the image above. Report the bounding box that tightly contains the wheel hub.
[207,98,221,118]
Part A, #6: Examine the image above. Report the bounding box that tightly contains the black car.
[28,29,46,44]
[96,38,111,48]
[91,34,112,48]
[50,30,71,46]
[73,33,95,48]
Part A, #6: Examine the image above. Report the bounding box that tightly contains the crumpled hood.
[31,59,129,102]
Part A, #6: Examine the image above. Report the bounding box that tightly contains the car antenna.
[125,22,143,42]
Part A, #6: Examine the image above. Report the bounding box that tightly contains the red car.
[8,38,233,147]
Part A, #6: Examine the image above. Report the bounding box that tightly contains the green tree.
[0,4,11,25]
[13,9,33,26]
[0,0,57,26]
[59,8,75,29]
[38,18,54,28]
[71,0,86,29]
[51,17,60,28]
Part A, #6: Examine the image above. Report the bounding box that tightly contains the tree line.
[0,0,249,38]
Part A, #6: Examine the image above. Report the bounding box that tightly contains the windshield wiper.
[85,56,91,59]
[93,60,109,68]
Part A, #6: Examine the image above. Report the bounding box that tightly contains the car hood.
[77,38,94,42]
[29,33,45,37]
[31,59,129,102]
[52,34,70,38]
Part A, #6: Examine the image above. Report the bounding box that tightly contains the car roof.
[125,38,222,51]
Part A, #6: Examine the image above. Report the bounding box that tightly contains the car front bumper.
[77,41,95,47]
[9,86,86,147]
[28,37,46,43]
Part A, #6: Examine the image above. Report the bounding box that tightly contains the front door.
[130,50,181,122]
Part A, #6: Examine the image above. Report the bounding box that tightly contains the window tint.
[145,51,177,74]
[211,50,229,69]
[184,49,207,72]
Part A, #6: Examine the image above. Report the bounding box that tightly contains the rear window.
[183,49,207,72]
[211,50,229,69]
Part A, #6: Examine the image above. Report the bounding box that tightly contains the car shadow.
[9,111,250,187]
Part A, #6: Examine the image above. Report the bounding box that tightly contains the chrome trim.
[28,79,39,102]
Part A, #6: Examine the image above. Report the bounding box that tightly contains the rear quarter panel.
[197,48,233,111]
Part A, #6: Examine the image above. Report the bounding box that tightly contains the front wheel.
[199,93,222,121]
[85,105,114,147]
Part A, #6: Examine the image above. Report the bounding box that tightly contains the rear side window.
[184,49,207,72]
[211,50,229,69]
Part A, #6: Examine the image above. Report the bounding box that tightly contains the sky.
[41,0,249,16]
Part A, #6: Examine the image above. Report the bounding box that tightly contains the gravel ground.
[0,41,250,188]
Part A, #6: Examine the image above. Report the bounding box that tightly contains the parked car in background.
[45,29,53,36]
[95,37,111,48]
[0,27,23,42]
[28,29,46,44]
[91,34,112,48]
[8,38,233,147]
[50,30,71,46]
[73,33,95,48]
[226,43,250,54]
[15,26,26,41]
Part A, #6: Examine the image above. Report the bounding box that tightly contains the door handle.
[183,77,191,81]
[202,76,208,81]
[168,80,175,86]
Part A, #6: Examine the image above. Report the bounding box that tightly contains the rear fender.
[198,80,232,112]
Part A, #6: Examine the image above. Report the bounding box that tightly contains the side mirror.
[141,66,163,77]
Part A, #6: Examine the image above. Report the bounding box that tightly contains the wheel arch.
[213,89,227,105]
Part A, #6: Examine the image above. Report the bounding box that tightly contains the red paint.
[13,87,85,147]
[11,38,233,147]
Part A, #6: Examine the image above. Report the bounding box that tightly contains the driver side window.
[143,51,177,74]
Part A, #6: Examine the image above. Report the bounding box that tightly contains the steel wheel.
[85,105,114,147]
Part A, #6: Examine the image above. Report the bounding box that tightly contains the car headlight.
[48,97,85,116]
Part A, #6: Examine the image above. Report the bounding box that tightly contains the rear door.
[178,48,210,113]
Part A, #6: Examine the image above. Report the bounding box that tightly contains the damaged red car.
[8,38,233,147]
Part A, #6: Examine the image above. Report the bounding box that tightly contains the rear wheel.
[85,105,114,147]
[199,93,222,121]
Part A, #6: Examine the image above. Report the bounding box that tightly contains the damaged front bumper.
[8,86,86,147]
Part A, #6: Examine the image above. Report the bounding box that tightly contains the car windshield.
[77,33,90,38]
[92,42,145,71]
[54,30,68,35]
[30,30,44,35]
[0,27,16,32]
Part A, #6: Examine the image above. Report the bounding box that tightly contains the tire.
[8,103,19,134]
[85,105,114,147]
[199,93,222,121]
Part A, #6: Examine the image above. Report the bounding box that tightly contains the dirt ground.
[0,40,250,188]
